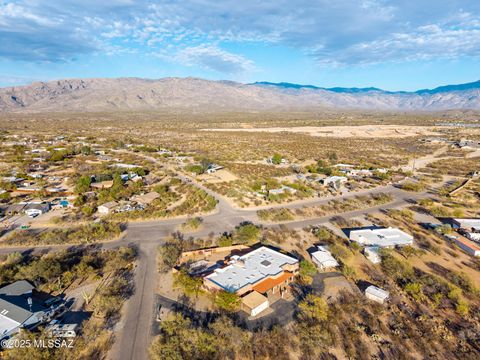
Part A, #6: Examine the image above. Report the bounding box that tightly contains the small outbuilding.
[241,291,269,317]
[98,201,118,214]
[365,285,389,304]
[311,246,339,270]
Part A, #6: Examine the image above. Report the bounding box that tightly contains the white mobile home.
[365,285,389,304]
[310,246,339,270]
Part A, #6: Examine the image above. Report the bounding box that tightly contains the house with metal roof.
[349,227,413,247]
[0,281,63,340]
[365,285,389,304]
[451,218,480,242]
[310,246,339,270]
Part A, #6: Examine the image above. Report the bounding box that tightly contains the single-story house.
[241,291,269,317]
[131,192,160,206]
[112,163,140,170]
[2,177,23,184]
[365,285,389,304]
[206,164,224,174]
[349,227,413,247]
[451,218,480,242]
[345,169,373,177]
[24,203,50,217]
[457,139,480,150]
[6,204,25,215]
[204,246,299,302]
[16,186,40,194]
[91,181,114,190]
[454,237,480,257]
[310,246,339,270]
[97,201,118,214]
[451,218,480,231]
[321,176,347,189]
[0,280,63,340]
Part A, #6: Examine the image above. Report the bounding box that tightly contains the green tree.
[200,158,213,172]
[298,294,329,323]
[159,240,183,270]
[81,145,92,155]
[399,245,417,259]
[81,205,95,216]
[404,282,425,302]
[110,174,125,199]
[327,151,338,163]
[75,175,92,194]
[271,153,283,165]
[218,235,233,247]
[214,291,240,312]
[456,299,469,316]
[173,269,203,297]
[232,224,261,245]
[299,260,317,277]
[0,191,10,202]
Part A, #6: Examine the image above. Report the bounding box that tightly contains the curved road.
[0,152,446,360]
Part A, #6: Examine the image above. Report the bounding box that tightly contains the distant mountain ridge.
[252,81,385,93]
[1,77,480,112]
[253,80,480,95]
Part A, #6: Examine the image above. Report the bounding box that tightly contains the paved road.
[0,150,448,360]
[110,241,158,360]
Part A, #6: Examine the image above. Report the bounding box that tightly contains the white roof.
[205,246,298,293]
[365,285,389,300]
[0,314,21,338]
[324,176,347,182]
[99,201,118,209]
[349,227,413,247]
[311,246,339,267]
[453,219,480,229]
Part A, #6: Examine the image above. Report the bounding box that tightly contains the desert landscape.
[204,124,443,138]
[1,1,480,359]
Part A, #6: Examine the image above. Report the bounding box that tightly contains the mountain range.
[1,77,480,112]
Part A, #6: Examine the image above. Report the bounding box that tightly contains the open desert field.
[204,124,442,138]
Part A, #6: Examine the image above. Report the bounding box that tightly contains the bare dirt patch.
[197,169,239,183]
[203,125,441,139]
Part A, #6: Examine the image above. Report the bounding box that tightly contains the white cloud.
[176,45,254,73]
[313,18,480,65]
[1,0,480,66]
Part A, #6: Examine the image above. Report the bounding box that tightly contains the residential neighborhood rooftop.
[311,245,339,269]
[452,218,480,231]
[349,227,413,247]
[205,246,298,293]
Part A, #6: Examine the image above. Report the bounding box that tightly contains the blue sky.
[0,0,479,91]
